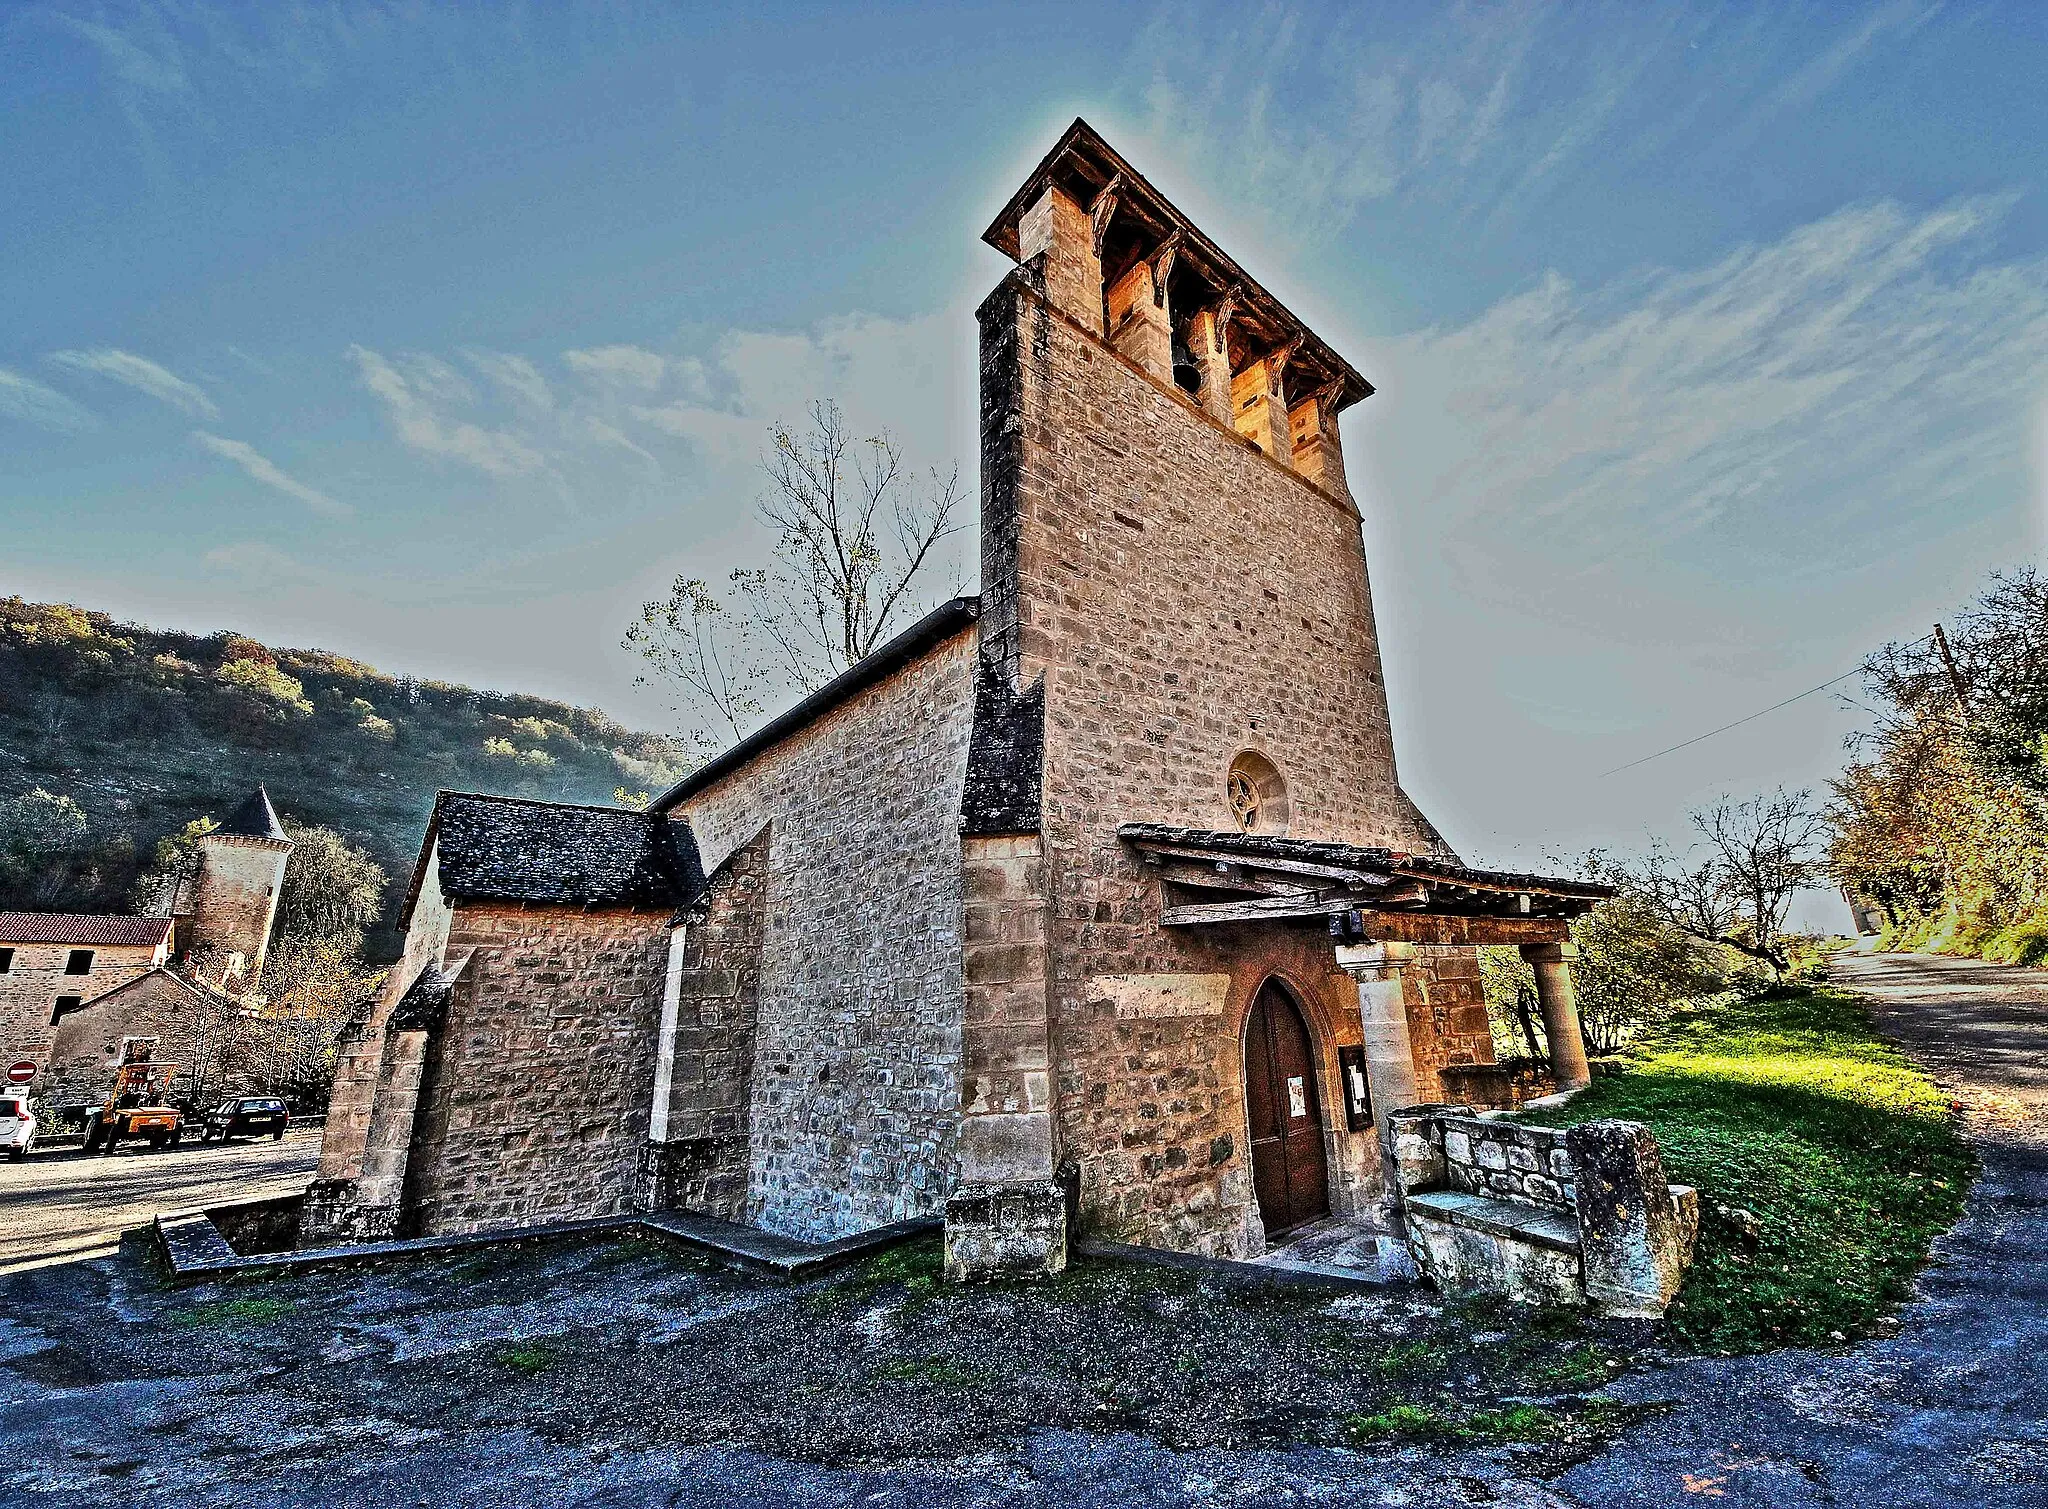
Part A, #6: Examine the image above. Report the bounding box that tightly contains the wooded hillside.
[0,597,686,958]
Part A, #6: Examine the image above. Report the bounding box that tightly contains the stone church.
[306,121,1605,1275]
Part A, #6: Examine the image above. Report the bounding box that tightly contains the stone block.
[1567,1120,1689,1318]
[944,1181,1068,1281]
[1475,1140,1508,1171]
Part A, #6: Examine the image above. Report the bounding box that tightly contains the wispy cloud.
[564,345,666,390]
[192,431,350,518]
[465,349,553,412]
[1357,196,2048,635]
[0,366,98,433]
[202,539,326,584]
[49,347,218,418]
[1129,3,1936,251]
[349,344,547,478]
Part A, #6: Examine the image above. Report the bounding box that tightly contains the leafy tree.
[247,935,385,1108]
[1828,567,2048,962]
[1482,853,1729,1059]
[274,823,386,946]
[0,788,131,910]
[627,400,963,750]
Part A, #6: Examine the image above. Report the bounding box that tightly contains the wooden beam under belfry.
[1160,894,1359,927]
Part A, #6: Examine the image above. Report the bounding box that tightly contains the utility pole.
[1933,622,1969,708]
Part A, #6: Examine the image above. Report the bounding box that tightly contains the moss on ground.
[168,1295,296,1327]
[1521,984,1974,1354]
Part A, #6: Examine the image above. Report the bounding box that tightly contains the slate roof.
[1116,825,1614,906]
[218,786,289,842]
[403,792,706,925]
[0,913,173,948]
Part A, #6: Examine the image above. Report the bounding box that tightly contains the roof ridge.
[435,790,669,817]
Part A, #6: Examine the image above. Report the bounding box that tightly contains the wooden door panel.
[1244,983,1330,1236]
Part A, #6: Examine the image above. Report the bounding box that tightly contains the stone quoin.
[305,120,1617,1284]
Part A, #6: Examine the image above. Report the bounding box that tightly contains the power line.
[1597,667,1865,778]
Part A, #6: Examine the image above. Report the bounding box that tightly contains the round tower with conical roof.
[186,786,294,988]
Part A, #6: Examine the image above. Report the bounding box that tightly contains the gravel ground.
[0,1227,1658,1507]
[4,948,2039,1507]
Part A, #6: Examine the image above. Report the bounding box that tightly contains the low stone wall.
[1390,1105,1698,1318]
[1439,1115,1575,1211]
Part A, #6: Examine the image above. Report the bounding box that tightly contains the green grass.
[1522,985,1974,1354]
[496,1340,559,1374]
[1344,1402,1562,1445]
[170,1295,296,1327]
[877,1356,990,1387]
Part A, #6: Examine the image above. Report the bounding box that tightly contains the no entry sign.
[7,1062,35,1085]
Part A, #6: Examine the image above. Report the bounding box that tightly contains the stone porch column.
[1335,941,1420,1121]
[1520,941,1591,1089]
[1336,940,1420,1234]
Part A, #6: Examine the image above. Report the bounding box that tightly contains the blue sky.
[5,2,2046,917]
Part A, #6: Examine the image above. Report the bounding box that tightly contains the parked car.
[0,1094,35,1161]
[199,1097,290,1143]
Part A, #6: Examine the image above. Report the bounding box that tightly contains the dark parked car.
[199,1097,289,1143]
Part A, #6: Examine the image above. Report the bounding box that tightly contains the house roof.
[0,913,173,948]
[218,786,289,842]
[60,964,238,1013]
[402,791,707,926]
[983,119,1373,414]
[649,596,982,814]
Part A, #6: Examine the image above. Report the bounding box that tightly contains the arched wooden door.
[1243,981,1330,1237]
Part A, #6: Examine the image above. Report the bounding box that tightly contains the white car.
[0,1095,35,1162]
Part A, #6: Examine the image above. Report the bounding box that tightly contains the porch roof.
[1117,824,1612,944]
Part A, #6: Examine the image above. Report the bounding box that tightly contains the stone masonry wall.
[978,268,1460,1257]
[187,833,292,977]
[644,827,769,1222]
[1404,946,1496,1105]
[400,902,671,1235]
[0,942,162,1078]
[316,841,452,1186]
[676,626,978,1242]
[1439,1114,1577,1211]
[41,970,220,1107]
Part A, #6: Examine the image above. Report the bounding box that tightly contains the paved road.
[0,1129,320,1274]
[1561,948,2048,1506]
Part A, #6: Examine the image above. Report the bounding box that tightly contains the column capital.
[1519,940,1579,963]
[1335,940,1415,977]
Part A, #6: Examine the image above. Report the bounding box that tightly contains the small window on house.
[51,995,84,1026]
[0,947,12,973]
[64,949,93,975]
[1226,751,1290,835]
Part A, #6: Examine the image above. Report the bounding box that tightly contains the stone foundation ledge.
[153,1195,937,1285]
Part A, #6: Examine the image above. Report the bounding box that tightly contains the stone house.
[307,121,1605,1274]
[0,787,293,1106]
